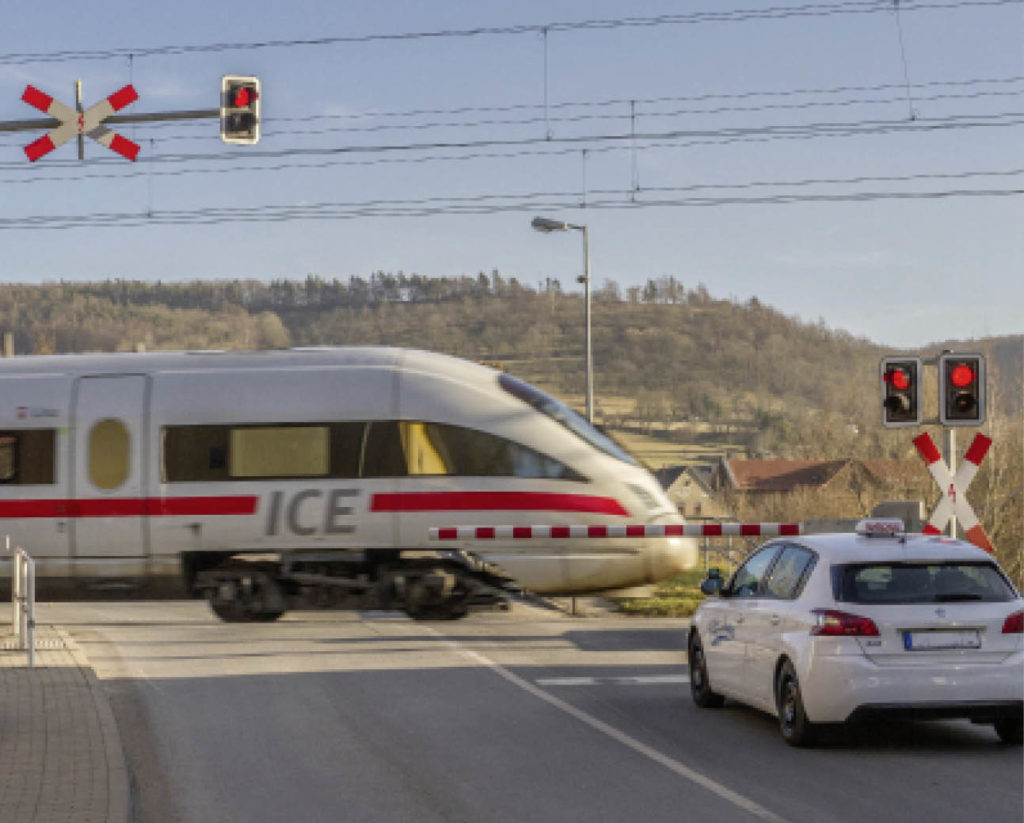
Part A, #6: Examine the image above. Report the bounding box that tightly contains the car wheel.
[776,659,817,746]
[994,718,1023,745]
[688,630,725,708]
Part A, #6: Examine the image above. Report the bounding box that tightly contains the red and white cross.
[913,432,994,552]
[22,84,140,162]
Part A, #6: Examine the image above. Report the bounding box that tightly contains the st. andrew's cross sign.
[21,84,140,162]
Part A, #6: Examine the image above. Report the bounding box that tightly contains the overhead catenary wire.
[0,0,1017,65]
[2,169,1022,230]
[3,188,1021,230]
[122,73,1016,133]
[3,110,1021,173]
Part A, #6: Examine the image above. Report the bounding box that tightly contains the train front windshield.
[498,373,638,466]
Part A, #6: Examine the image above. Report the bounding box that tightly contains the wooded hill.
[0,274,1019,463]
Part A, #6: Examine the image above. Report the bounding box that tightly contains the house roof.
[723,459,849,492]
[858,459,932,486]
[719,457,931,493]
[653,465,687,490]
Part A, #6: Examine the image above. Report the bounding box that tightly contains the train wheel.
[404,601,469,621]
[208,570,286,623]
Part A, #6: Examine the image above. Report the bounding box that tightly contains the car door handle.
[769,615,781,625]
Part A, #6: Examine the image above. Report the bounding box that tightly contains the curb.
[55,626,131,823]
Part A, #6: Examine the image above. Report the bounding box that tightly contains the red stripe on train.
[0,496,259,518]
[369,491,629,516]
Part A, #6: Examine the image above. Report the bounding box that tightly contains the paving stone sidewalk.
[0,624,129,823]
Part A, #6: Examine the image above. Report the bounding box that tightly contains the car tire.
[994,718,1023,745]
[688,630,725,709]
[776,659,817,746]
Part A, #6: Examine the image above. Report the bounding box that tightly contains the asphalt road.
[42,601,1023,823]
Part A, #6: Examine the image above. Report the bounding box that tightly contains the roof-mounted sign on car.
[855,518,905,537]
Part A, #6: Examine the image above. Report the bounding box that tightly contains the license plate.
[903,630,981,651]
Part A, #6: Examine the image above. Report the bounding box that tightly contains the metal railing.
[6,537,35,667]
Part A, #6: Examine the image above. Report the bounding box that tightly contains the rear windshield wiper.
[933,593,985,602]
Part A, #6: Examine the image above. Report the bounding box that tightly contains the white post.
[18,552,27,647]
[26,554,35,668]
[944,428,957,538]
[12,546,21,644]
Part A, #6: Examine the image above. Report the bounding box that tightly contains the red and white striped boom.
[429,523,802,541]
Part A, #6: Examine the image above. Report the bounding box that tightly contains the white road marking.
[536,674,689,687]
[430,629,792,823]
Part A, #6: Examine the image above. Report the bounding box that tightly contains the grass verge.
[612,569,708,617]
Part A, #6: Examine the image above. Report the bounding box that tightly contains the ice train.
[0,347,695,619]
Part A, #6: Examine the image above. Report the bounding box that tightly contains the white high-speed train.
[0,347,695,620]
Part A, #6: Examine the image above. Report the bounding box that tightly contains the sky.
[1,0,1021,349]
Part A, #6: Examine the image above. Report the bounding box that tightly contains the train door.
[71,375,149,573]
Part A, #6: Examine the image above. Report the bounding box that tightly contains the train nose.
[644,515,698,581]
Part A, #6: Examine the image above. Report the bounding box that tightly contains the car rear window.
[833,562,1017,604]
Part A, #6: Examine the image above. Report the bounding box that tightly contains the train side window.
[162,420,582,481]
[165,423,363,481]
[230,426,329,478]
[401,422,457,475]
[0,430,57,485]
[402,422,583,480]
[329,422,366,479]
[362,421,408,478]
[163,426,230,482]
[89,419,130,490]
[0,436,15,481]
[19,430,57,484]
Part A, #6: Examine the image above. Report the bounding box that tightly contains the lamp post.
[531,216,593,423]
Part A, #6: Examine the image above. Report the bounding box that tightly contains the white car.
[688,519,1024,746]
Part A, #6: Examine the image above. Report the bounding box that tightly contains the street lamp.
[531,216,593,423]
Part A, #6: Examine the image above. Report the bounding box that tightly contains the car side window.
[728,545,781,598]
[764,546,817,600]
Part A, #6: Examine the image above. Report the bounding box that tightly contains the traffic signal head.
[880,356,921,428]
[220,75,261,145]
[939,353,985,426]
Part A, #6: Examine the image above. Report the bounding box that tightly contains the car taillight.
[1002,610,1024,634]
[811,609,880,637]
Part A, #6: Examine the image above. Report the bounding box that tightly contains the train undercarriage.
[189,549,518,622]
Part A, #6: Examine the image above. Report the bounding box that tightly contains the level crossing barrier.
[428,523,802,541]
[429,521,803,579]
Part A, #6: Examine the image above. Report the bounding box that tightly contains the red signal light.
[888,369,910,390]
[950,363,974,388]
[221,75,261,145]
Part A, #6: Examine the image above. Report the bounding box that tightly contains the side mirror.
[700,567,725,596]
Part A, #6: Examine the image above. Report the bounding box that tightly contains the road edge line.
[428,628,791,823]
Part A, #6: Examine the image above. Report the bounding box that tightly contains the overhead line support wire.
[0,0,1019,64]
